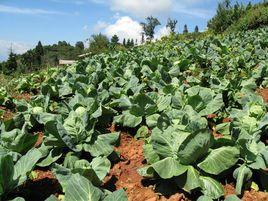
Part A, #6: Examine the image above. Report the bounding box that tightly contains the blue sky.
[0,0,262,61]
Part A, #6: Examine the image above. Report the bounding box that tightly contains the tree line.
[0,15,200,75]
[140,16,199,42]
[1,0,265,75]
[207,0,268,33]
[0,41,85,75]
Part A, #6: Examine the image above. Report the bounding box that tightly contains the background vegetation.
[0,0,268,77]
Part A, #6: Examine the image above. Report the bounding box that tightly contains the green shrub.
[226,4,268,32]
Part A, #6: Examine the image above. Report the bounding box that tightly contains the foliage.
[166,18,178,33]
[35,41,44,67]
[208,0,268,33]
[226,3,268,32]
[3,52,18,75]
[87,33,111,55]
[75,41,84,51]
[141,16,161,41]
[194,25,199,33]
[0,26,268,200]
[0,40,85,75]
[0,149,42,199]
[111,35,119,46]
[183,24,189,34]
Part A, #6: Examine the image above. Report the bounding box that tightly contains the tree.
[34,41,44,67]
[75,41,84,50]
[232,2,242,21]
[141,33,145,44]
[207,0,244,33]
[130,39,134,47]
[194,25,199,33]
[123,38,126,47]
[58,41,68,46]
[166,18,178,33]
[183,24,189,34]
[141,16,161,41]
[53,55,59,66]
[4,52,17,74]
[126,39,131,48]
[87,33,110,55]
[246,2,252,10]
[0,62,3,73]
[111,35,119,45]
[21,50,34,72]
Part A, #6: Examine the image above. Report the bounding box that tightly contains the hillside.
[226,2,268,32]
[0,25,267,201]
[208,1,268,33]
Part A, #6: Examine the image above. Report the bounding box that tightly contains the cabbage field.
[0,27,268,201]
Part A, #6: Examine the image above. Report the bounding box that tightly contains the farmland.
[0,26,268,201]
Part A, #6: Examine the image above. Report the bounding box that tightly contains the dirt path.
[103,133,187,201]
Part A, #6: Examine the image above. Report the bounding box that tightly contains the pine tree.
[5,51,17,75]
[246,2,252,10]
[141,33,145,44]
[183,24,189,34]
[111,35,119,45]
[123,38,126,47]
[130,39,134,47]
[126,39,131,48]
[35,41,44,67]
[194,25,199,33]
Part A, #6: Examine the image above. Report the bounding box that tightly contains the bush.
[207,0,246,33]
[208,1,268,34]
[226,4,268,32]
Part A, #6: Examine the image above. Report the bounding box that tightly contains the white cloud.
[92,16,173,43]
[110,0,172,18]
[0,4,66,15]
[93,21,110,33]
[103,16,143,43]
[0,40,32,61]
[155,27,171,40]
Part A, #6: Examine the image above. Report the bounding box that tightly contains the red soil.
[34,132,44,147]
[223,118,232,123]
[258,88,268,103]
[13,93,32,102]
[224,183,268,201]
[33,170,56,181]
[0,106,14,121]
[103,133,188,201]
[208,121,224,139]
[207,114,217,119]
[213,132,225,139]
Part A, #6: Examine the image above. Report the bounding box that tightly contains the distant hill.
[208,1,268,33]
